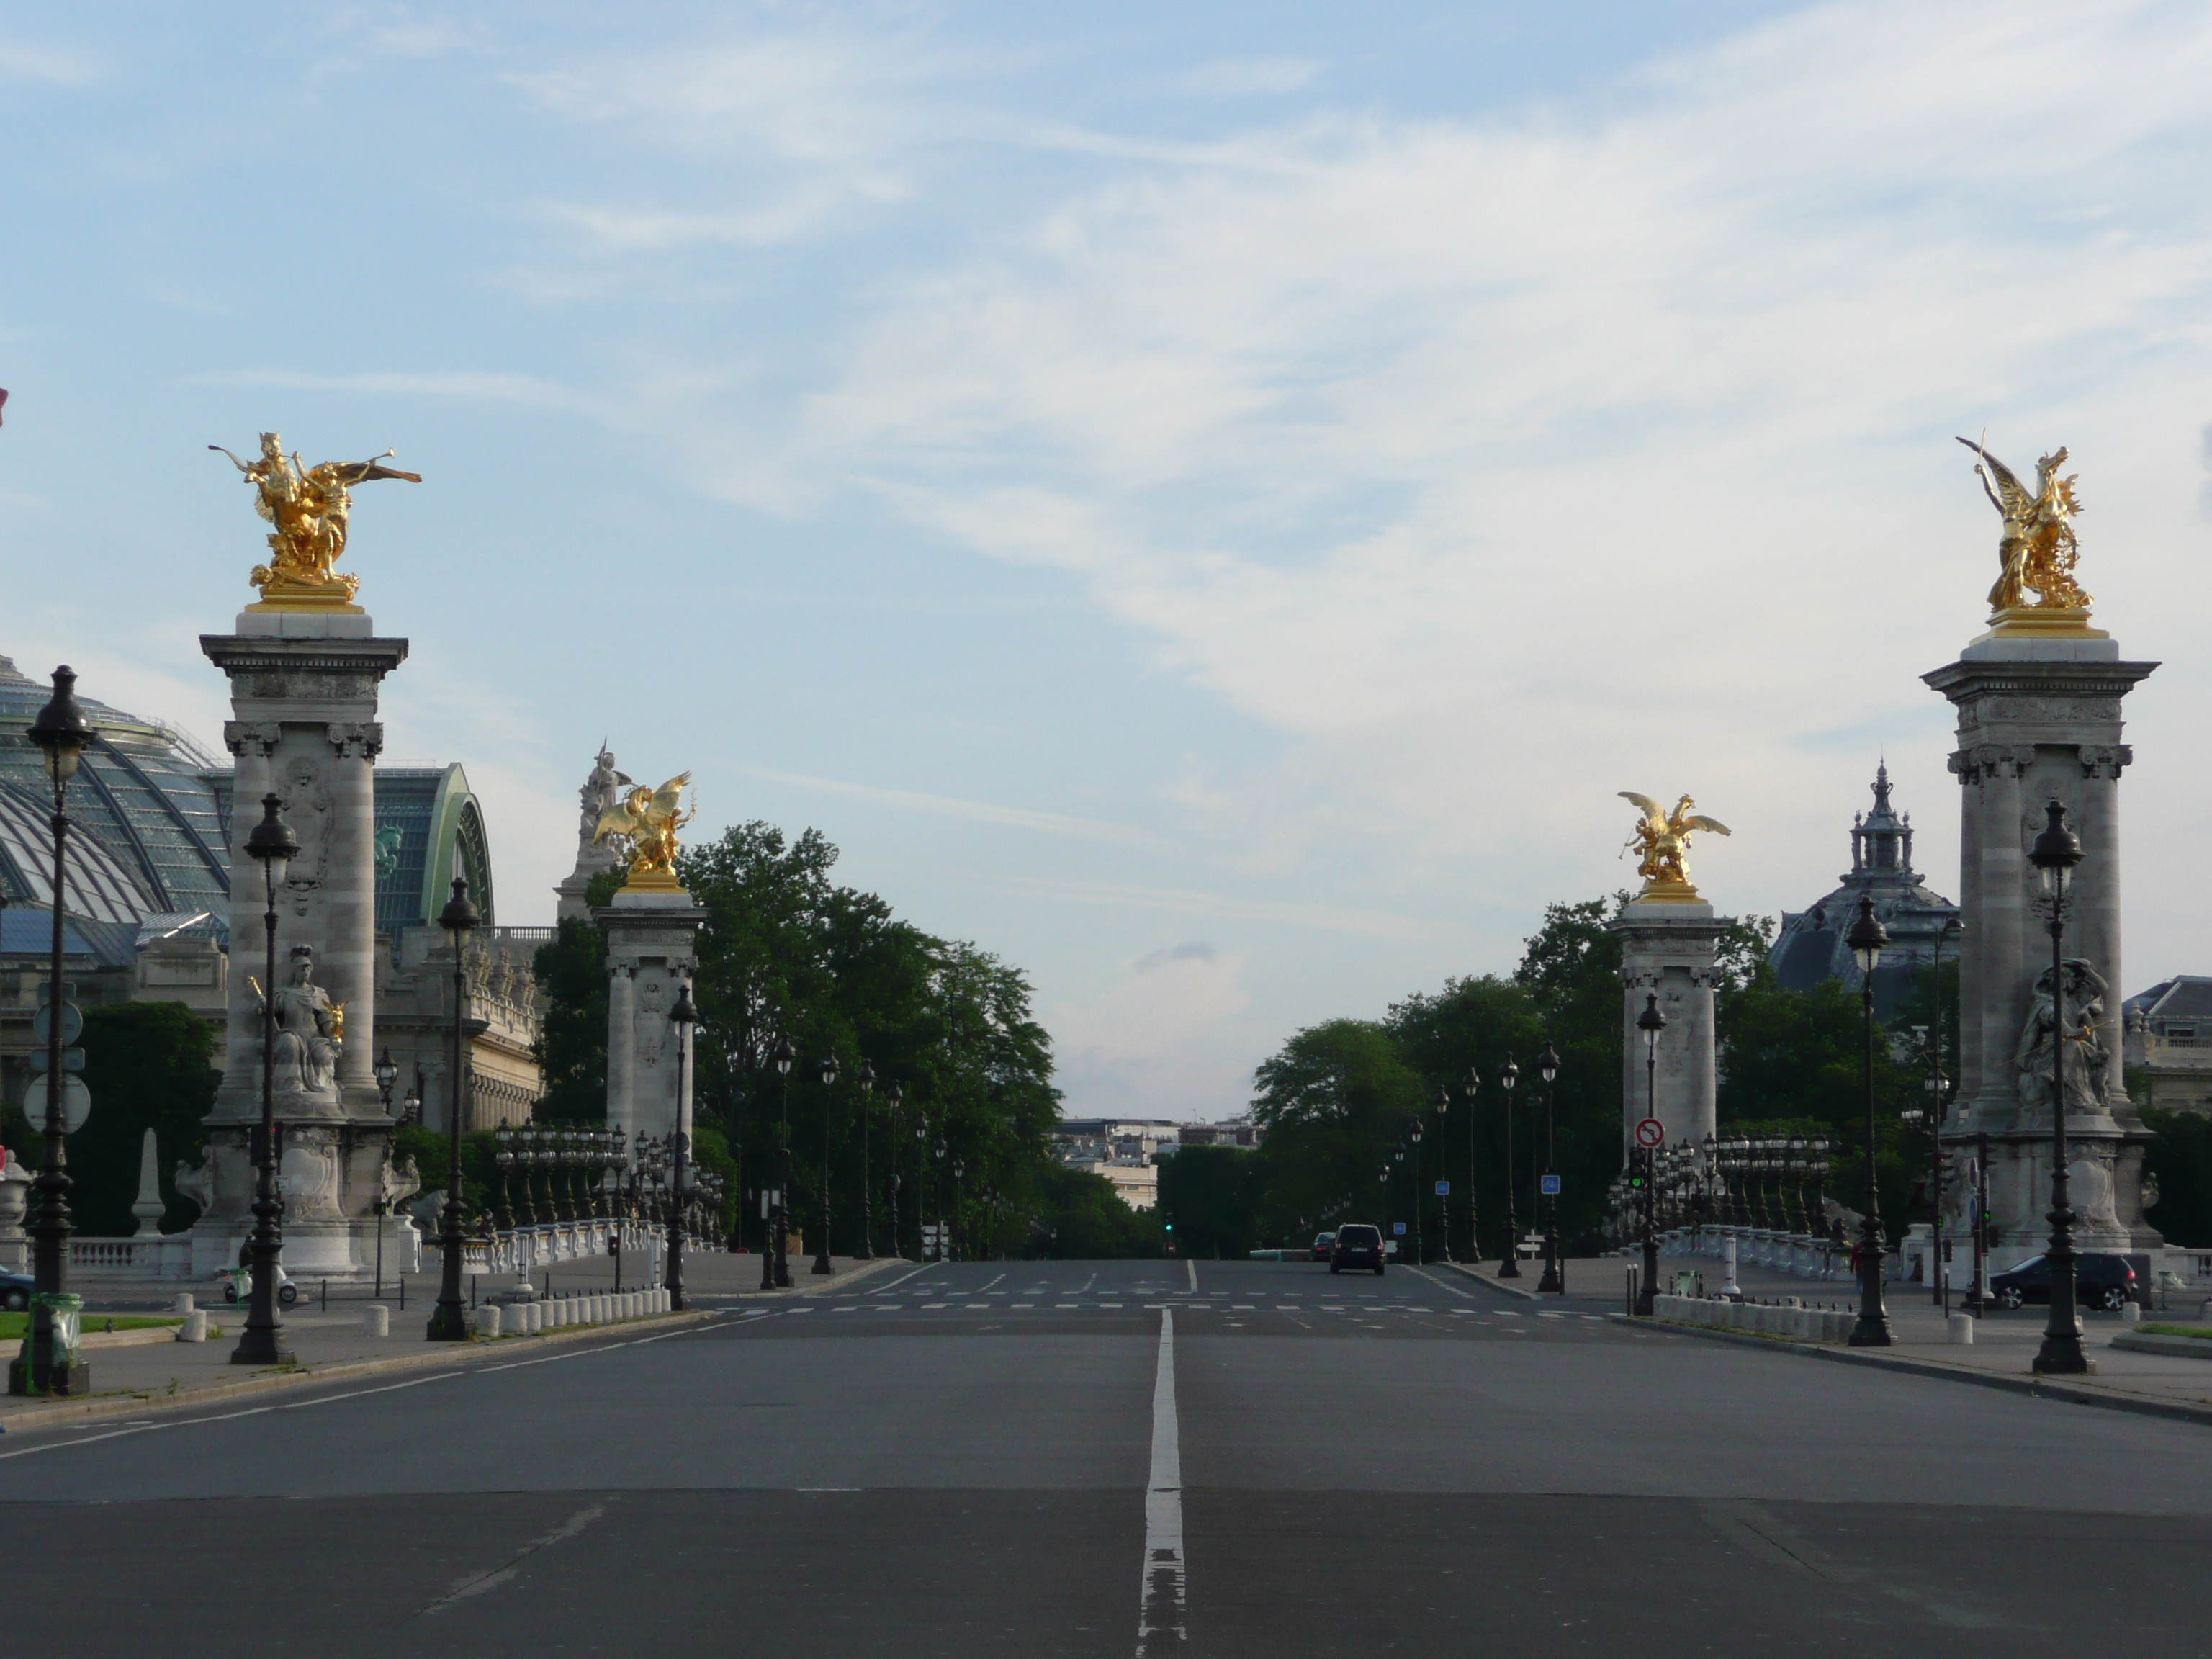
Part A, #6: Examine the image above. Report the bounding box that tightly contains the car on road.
[1,1271,31,1312]
[1989,1252,2136,1310]
[1331,1223,1386,1275]
[1310,1231,1336,1261]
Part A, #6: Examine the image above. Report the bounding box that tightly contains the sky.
[4,1,2211,1122]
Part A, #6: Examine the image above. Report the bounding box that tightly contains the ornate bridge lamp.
[1496,1055,1521,1277]
[668,981,696,1311]
[1431,1086,1453,1262]
[933,1136,947,1262]
[2029,800,2094,1375]
[1845,894,1894,1348]
[14,669,94,1396]
[855,1062,877,1261]
[1537,1043,1564,1293]
[813,1053,840,1274]
[426,876,480,1342]
[1634,994,1665,1316]
[228,793,300,1369]
[490,1125,516,1232]
[1462,1066,1483,1262]
[885,1082,906,1259]
[1404,1128,1424,1264]
[950,1157,966,1263]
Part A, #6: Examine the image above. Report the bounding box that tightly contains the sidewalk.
[1,1251,911,1433]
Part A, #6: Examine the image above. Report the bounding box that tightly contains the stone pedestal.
[187,611,408,1279]
[595,886,703,1143]
[1608,899,1726,1154]
[1925,631,2160,1257]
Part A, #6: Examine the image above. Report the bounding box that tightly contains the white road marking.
[1185,1259,1197,1292]
[418,1501,606,1617]
[979,1273,1005,1292]
[922,1303,948,1310]
[1136,1308,1184,1656]
[867,1263,930,1293]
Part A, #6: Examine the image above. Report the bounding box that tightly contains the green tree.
[1156,1145,1262,1258]
[1249,1018,1426,1244]
[2143,1107,2212,1249]
[42,1002,220,1236]
[530,868,626,1125]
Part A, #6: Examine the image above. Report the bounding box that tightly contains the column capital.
[325,721,385,760]
[2077,742,2132,780]
[223,719,282,758]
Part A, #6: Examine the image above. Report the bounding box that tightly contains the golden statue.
[1620,792,1730,902]
[594,773,696,890]
[212,432,421,612]
[1957,436,2095,631]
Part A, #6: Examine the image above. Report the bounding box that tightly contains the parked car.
[1310,1231,1337,1262]
[1331,1223,1386,1275]
[1,1271,31,1313]
[1989,1252,2136,1310]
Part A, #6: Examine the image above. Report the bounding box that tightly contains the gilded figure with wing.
[1620,792,1730,899]
[212,431,421,608]
[1957,436,2089,616]
[595,772,695,888]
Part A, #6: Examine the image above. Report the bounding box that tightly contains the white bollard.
[625,1292,640,1319]
[1948,1312,1975,1344]
[475,1305,503,1339]
[1720,1236,1741,1300]
[363,1304,390,1337]
[174,1292,196,1316]
[176,1309,207,1343]
[2120,1303,2141,1326]
[590,1294,607,1323]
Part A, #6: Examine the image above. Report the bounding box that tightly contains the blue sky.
[5,1,2212,1119]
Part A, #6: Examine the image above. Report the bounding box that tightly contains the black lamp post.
[1929,913,1959,1308]
[1462,1066,1481,1262]
[767,1036,795,1289]
[491,1124,516,1232]
[1537,1040,1564,1293]
[426,876,480,1341]
[813,1052,840,1274]
[13,667,94,1395]
[933,1136,947,1262]
[886,1082,906,1259]
[2028,799,2094,1374]
[1406,1120,1424,1265]
[1496,1054,1521,1277]
[856,1061,877,1261]
[231,792,299,1368]
[1635,992,1665,1316]
[1432,1085,1452,1262]
[951,1156,966,1262]
[1845,893,1894,1348]
[668,980,696,1311]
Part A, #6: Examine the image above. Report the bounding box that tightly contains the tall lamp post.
[231,793,300,1367]
[426,876,480,1341]
[1635,993,1665,1316]
[933,1136,947,1262]
[1406,1120,1425,1264]
[667,980,696,1311]
[1496,1054,1521,1277]
[1845,893,1894,1348]
[765,1037,795,1289]
[14,667,94,1396]
[1432,1085,1452,1262]
[951,1157,966,1263]
[1462,1066,1481,1262]
[812,1053,840,1274]
[2028,799,2094,1375]
[855,1062,876,1261]
[1537,1040,1564,1294]
[885,1082,906,1259]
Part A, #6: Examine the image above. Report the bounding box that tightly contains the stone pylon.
[595,873,701,1146]
[1925,629,2162,1259]
[1608,898,1727,1156]
[191,608,408,1278]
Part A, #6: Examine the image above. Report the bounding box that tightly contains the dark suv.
[1989,1252,2136,1310]
[1331,1224,1385,1275]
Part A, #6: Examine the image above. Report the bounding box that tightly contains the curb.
[2112,1331,2212,1360]
[718,1255,929,1301]
[1434,1260,1540,1302]
[1610,1312,2212,1430]
[0,1308,717,1436]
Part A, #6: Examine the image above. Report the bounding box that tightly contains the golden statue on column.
[1958,436,2100,637]
[1620,792,1730,902]
[594,773,696,891]
[212,432,421,611]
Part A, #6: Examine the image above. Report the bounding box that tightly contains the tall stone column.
[1925,634,2159,1258]
[1607,901,1727,1156]
[192,612,408,1278]
[597,891,702,1144]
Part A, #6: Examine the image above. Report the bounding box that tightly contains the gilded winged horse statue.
[594,773,696,889]
[1957,436,2089,616]
[1620,792,1730,900]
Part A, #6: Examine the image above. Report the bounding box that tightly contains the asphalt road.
[4,1257,2208,1657]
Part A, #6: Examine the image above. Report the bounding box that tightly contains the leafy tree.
[1249,1019,1426,1244]
[531,868,627,1125]
[1028,1164,1160,1258]
[2143,1107,2212,1249]
[1156,1144,1263,1257]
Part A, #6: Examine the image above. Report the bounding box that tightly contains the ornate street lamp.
[1407,1119,1425,1265]
[1496,1054,1521,1277]
[426,875,480,1341]
[226,792,300,1369]
[886,1082,906,1259]
[2028,799,2093,1374]
[813,1052,840,1274]
[667,979,697,1311]
[1462,1066,1481,1262]
[856,1061,877,1261]
[375,1048,400,1115]
[12,667,94,1395]
[1537,1041,1564,1293]
[491,1123,516,1232]
[934,1137,948,1262]
[1845,893,1894,1347]
[1635,993,1665,1316]
[1431,1085,1453,1262]
[951,1157,966,1263]
[766,1037,796,1290]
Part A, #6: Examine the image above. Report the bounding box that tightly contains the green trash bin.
[6,1291,85,1396]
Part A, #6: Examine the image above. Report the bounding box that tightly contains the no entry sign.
[1635,1117,1665,1149]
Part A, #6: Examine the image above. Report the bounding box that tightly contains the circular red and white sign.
[1635,1117,1665,1149]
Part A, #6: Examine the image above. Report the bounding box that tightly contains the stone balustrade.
[1652,1291,1855,1341]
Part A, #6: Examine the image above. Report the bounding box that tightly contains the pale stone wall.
[1609,901,1725,1156]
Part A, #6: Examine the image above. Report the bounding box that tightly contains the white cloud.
[1051,943,1256,1119]
[0,37,99,86]
[744,765,1166,849]
[1171,58,1320,97]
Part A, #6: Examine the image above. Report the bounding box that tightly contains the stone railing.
[1660,1224,1854,1281]
[68,1234,196,1278]
[1653,1292,1855,1341]
[425,1218,664,1277]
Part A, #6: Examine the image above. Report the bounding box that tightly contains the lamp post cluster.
[493,1125,625,1228]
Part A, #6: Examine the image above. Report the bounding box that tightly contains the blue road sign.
[1434,1180,1449,1196]
[1393,1221,1407,1236]
[1540,1174,1561,1196]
